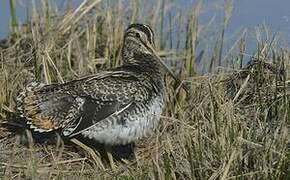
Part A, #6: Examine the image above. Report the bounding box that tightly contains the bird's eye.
[135,33,141,38]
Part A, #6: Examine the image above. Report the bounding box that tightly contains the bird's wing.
[16,81,81,132]
[62,98,134,137]
[16,71,144,134]
[63,70,147,137]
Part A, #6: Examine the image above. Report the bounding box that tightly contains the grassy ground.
[0,0,290,179]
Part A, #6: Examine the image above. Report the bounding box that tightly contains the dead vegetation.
[0,0,290,179]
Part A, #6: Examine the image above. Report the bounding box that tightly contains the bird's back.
[16,66,164,144]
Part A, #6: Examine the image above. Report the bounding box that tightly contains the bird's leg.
[70,138,105,170]
[113,143,136,161]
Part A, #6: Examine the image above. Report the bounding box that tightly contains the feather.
[16,70,143,133]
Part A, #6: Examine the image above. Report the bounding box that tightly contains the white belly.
[81,97,164,145]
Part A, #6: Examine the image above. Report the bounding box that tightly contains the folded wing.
[16,71,141,135]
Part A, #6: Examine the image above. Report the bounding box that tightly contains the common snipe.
[16,24,174,145]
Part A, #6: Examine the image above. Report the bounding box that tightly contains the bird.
[15,23,175,146]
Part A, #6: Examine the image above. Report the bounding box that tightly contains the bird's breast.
[81,94,164,145]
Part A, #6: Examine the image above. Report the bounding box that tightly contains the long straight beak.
[146,42,189,94]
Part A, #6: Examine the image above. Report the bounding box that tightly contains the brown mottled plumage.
[16,24,167,145]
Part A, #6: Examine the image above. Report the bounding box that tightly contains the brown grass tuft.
[0,1,289,179]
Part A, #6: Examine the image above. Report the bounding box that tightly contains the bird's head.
[122,23,156,60]
[121,23,187,93]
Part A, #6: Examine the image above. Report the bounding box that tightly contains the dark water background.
[0,0,289,59]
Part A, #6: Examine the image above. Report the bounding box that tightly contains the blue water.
[1,0,289,49]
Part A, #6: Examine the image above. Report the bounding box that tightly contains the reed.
[0,0,289,179]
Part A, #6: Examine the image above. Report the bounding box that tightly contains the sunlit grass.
[0,0,289,179]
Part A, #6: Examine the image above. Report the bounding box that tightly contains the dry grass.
[0,0,290,179]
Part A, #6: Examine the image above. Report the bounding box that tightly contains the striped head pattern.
[121,23,181,88]
[122,23,156,62]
